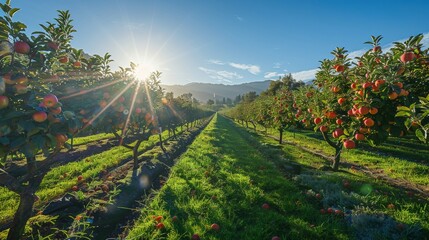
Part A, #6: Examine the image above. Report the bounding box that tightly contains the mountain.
[161,80,272,103]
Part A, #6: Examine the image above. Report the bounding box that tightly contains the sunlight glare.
[134,61,158,82]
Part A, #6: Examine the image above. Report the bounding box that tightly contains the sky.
[8,0,429,85]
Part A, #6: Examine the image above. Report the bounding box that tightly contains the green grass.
[236,122,429,239]
[127,114,349,240]
[68,132,116,146]
[256,125,429,187]
[0,126,187,226]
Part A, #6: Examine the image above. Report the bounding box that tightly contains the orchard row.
[0,2,210,239]
[227,34,429,171]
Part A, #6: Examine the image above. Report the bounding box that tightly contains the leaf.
[415,129,426,143]
[8,8,19,17]
[396,106,410,112]
[10,136,26,150]
[395,111,410,117]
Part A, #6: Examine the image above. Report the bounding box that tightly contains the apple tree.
[0,3,81,239]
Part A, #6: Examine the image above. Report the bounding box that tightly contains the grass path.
[126,114,348,240]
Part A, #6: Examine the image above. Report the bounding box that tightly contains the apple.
[262,203,270,209]
[374,79,386,87]
[332,128,344,138]
[369,108,378,115]
[50,107,62,115]
[118,96,125,102]
[327,208,334,214]
[388,92,398,100]
[315,193,322,199]
[155,222,165,230]
[358,106,369,115]
[14,84,28,94]
[191,234,200,240]
[336,119,343,125]
[355,133,365,141]
[171,216,178,222]
[334,209,343,216]
[343,180,350,188]
[373,46,381,52]
[211,223,220,231]
[343,140,355,149]
[154,215,163,222]
[305,92,313,98]
[400,52,416,63]
[55,134,68,147]
[59,56,69,63]
[0,95,9,109]
[350,83,357,89]
[77,175,84,181]
[15,75,28,84]
[337,97,346,105]
[331,86,340,93]
[335,65,345,72]
[362,82,372,89]
[326,111,336,119]
[394,82,403,88]
[43,94,59,108]
[72,185,79,191]
[47,41,59,50]
[14,41,30,54]
[314,117,322,125]
[319,125,328,132]
[363,118,375,127]
[272,237,281,240]
[73,61,82,68]
[33,111,48,122]
[320,209,326,214]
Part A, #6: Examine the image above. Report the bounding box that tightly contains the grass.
[256,125,429,187]
[236,121,429,239]
[0,125,186,226]
[68,132,116,146]
[126,114,349,240]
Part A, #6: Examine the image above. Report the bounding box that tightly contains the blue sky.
[9,0,429,85]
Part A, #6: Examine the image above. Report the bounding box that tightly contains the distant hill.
[161,80,272,103]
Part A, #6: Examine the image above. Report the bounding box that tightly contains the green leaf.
[395,111,410,117]
[415,129,426,143]
[8,8,19,17]
[10,136,26,150]
[396,106,410,112]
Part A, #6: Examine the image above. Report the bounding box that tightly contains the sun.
[133,61,159,82]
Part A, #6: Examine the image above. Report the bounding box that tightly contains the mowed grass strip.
[238,124,429,236]
[258,126,429,187]
[127,114,348,240]
[0,126,185,225]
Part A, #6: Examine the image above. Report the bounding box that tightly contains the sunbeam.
[120,81,141,144]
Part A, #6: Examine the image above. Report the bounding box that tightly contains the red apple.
[319,125,328,132]
[77,175,84,181]
[343,140,356,149]
[43,94,59,108]
[191,234,200,240]
[400,52,416,63]
[0,95,9,109]
[272,237,281,240]
[363,118,375,127]
[33,111,48,122]
[50,107,62,115]
[156,222,165,230]
[72,185,79,191]
[338,97,346,105]
[355,133,365,141]
[262,203,270,209]
[358,106,369,115]
[47,41,59,50]
[59,56,69,63]
[314,117,322,125]
[14,41,30,54]
[211,223,220,231]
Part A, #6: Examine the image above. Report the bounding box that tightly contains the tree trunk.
[245,121,248,128]
[279,129,283,144]
[332,145,342,171]
[7,156,41,240]
[133,140,143,170]
[7,191,36,240]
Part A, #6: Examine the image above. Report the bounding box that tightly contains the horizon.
[10,0,429,85]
